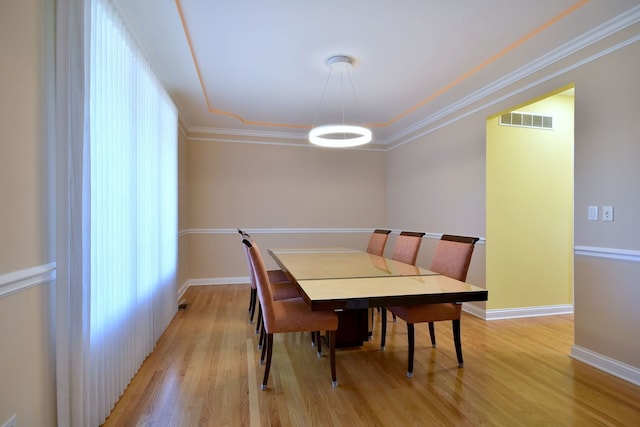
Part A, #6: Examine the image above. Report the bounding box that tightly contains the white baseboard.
[179,277,249,300]
[483,304,573,320]
[571,345,640,387]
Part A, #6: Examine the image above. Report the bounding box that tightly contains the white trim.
[182,227,375,235]
[178,280,190,300]
[574,245,640,262]
[181,7,640,150]
[178,227,487,244]
[571,345,640,387]
[389,34,640,149]
[187,134,387,152]
[484,304,573,321]
[0,263,56,298]
[390,8,640,146]
[461,302,487,319]
[188,277,248,287]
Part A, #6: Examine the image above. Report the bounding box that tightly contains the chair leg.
[311,331,317,347]
[316,331,322,357]
[255,304,262,335]
[261,334,274,390]
[407,323,415,378]
[453,319,464,368]
[249,288,257,322]
[328,330,337,387]
[259,325,267,363]
[380,308,387,349]
[428,321,436,347]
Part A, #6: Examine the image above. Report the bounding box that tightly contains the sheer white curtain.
[56,0,178,425]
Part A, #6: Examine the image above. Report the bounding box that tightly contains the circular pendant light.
[309,124,372,148]
[309,55,372,148]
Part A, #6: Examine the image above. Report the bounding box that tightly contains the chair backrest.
[238,229,258,290]
[430,234,479,282]
[243,239,276,330]
[391,231,426,265]
[366,229,391,256]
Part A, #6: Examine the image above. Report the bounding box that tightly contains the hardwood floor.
[102,285,640,426]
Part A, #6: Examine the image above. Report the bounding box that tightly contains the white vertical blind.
[87,0,177,424]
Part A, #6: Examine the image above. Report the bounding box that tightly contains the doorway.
[486,87,574,313]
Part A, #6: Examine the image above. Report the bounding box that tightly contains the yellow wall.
[486,93,574,310]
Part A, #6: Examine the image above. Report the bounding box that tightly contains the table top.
[269,248,438,280]
[298,275,488,310]
[269,247,488,311]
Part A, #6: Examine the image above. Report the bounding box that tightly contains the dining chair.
[243,238,339,389]
[385,231,426,321]
[239,231,323,352]
[238,229,299,325]
[366,229,392,256]
[381,234,479,377]
[391,231,426,265]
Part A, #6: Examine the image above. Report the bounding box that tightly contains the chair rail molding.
[574,245,640,263]
[179,228,486,243]
[0,262,56,298]
[181,227,374,235]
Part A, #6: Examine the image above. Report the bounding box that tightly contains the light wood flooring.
[102,285,640,426]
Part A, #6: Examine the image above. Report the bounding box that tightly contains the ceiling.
[114,0,640,148]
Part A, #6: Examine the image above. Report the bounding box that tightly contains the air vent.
[500,112,553,130]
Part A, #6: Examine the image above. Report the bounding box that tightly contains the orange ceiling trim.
[368,0,590,128]
[175,0,212,113]
[175,0,311,129]
[176,0,589,130]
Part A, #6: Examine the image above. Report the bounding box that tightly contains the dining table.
[269,247,488,347]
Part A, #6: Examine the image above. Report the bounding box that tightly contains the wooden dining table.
[269,248,488,347]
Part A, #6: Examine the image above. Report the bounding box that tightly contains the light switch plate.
[588,205,598,221]
[602,205,614,222]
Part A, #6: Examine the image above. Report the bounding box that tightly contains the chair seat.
[388,303,461,324]
[268,297,338,334]
[267,269,290,284]
[272,281,300,300]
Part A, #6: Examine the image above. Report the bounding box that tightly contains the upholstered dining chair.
[391,231,426,265]
[243,238,339,389]
[366,229,392,256]
[385,231,426,321]
[381,234,479,377]
[238,229,299,325]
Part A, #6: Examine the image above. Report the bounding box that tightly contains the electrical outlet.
[1,414,17,427]
[602,205,614,222]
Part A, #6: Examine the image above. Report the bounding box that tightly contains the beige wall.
[1,3,639,424]
[0,0,57,426]
[178,128,190,290]
[572,36,640,369]
[385,24,640,371]
[183,140,386,280]
[385,112,488,302]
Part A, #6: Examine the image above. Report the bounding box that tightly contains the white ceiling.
[114,0,640,147]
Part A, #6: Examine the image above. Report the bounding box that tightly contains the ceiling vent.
[500,112,553,130]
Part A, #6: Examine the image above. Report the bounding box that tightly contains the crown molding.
[387,5,640,149]
[181,6,640,150]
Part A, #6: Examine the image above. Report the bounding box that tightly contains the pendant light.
[309,55,372,148]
